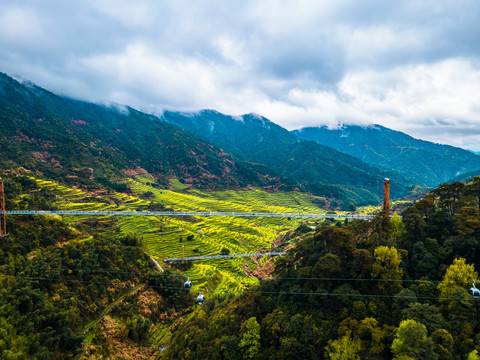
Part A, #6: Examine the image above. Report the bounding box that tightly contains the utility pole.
[0,178,7,237]
[182,245,185,265]
[383,178,390,217]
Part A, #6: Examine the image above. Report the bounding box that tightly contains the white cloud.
[338,59,480,133]
[343,25,429,67]
[259,59,480,149]
[85,0,157,29]
[1,0,480,150]
[0,6,53,52]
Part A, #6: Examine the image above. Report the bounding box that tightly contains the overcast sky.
[2,1,480,150]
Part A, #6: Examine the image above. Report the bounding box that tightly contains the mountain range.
[2,71,480,208]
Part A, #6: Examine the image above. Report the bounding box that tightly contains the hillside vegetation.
[4,72,480,359]
[163,177,480,360]
[1,168,356,358]
[9,171,347,296]
[2,155,480,359]
[0,171,197,359]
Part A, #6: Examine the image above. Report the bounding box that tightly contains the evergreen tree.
[239,317,261,359]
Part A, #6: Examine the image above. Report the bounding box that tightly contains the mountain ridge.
[292,124,480,187]
[0,72,418,208]
[160,110,410,205]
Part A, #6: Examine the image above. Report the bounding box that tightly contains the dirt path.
[150,256,164,272]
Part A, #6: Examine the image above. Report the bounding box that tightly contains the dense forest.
[3,160,480,358]
[163,177,480,359]
[0,173,193,359]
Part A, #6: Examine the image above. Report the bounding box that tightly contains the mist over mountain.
[12,72,476,208]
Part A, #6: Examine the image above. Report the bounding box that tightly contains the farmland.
[22,175,356,296]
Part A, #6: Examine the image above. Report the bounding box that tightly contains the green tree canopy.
[325,335,361,360]
[468,350,480,360]
[239,317,261,359]
[372,246,403,295]
[391,319,438,360]
[437,258,477,301]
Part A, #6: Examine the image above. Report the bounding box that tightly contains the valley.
[6,172,379,297]
[0,170,385,358]
[1,72,480,359]
[3,1,480,358]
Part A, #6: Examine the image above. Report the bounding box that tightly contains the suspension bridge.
[0,209,375,219]
[165,251,286,262]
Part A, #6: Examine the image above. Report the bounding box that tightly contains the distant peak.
[231,115,244,122]
[200,109,222,115]
[245,112,264,120]
[242,113,271,124]
[296,122,378,132]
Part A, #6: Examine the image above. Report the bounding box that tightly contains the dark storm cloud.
[1,0,480,149]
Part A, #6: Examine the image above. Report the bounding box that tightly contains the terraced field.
[126,176,326,295]
[19,175,381,297]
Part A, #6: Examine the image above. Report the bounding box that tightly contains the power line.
[2,267,476,287]
[165,251,286,261]
[2,263,474,285]
[5,274,479,302]
[275,276,445,284]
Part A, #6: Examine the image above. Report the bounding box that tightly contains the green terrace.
[9,174,381,297]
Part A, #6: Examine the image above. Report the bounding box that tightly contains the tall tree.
[468,350,480,360]
[391,319,438,360]
[239,317,261,359]
[390,213,406,246]
[456,207,480,238]
[437,258,477,301]
[431,329,454,360]
[371,246,403,295]
[325,335,361,360]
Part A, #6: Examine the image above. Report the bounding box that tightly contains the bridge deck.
[165,251,286,262]
[0,210,375,219]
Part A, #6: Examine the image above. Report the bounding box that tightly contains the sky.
[1,1,480,150]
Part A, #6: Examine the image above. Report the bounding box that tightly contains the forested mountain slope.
[0,72,289,192]
[293,124,480,187]
[0,72,404,207]
[0,172,195,358]
[161,110,410,205]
